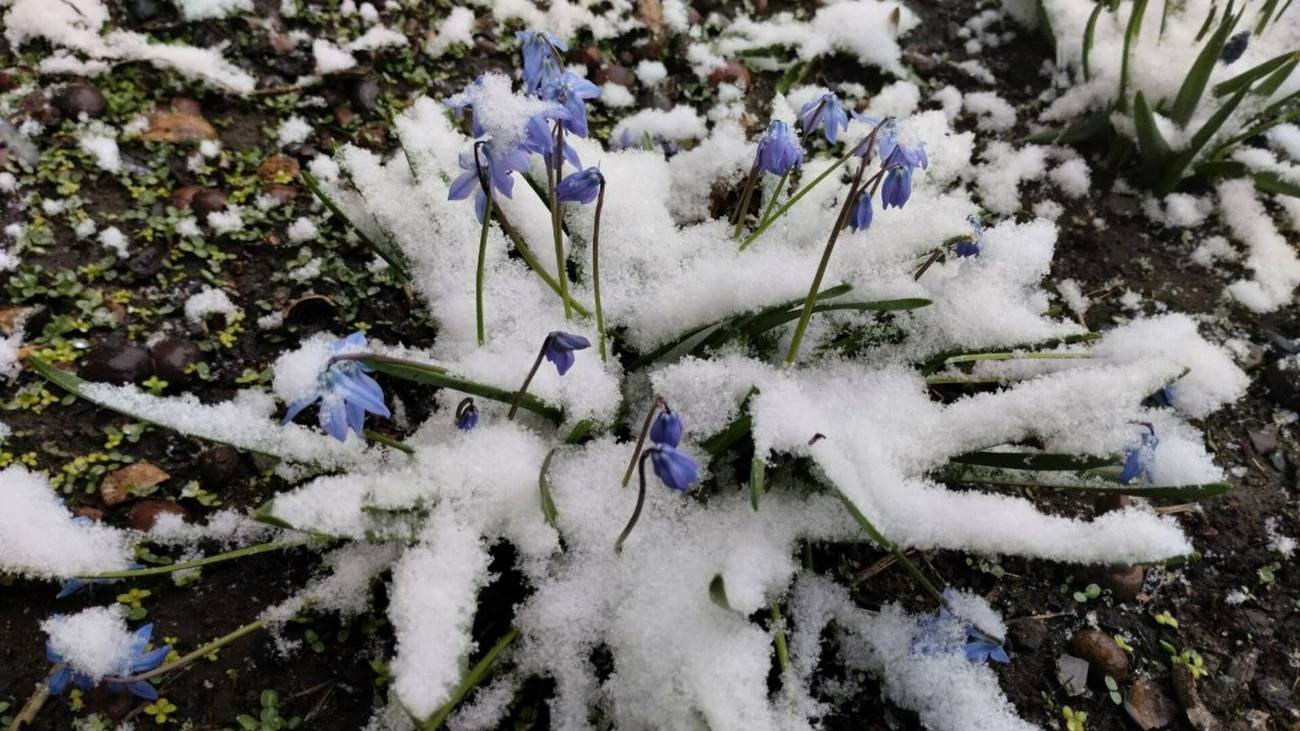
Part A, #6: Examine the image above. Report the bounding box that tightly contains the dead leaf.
[100,463,171,506]
[0,306,30,336]
[636,0,663,31]
[139,110,219,143]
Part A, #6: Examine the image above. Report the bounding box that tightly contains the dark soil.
[1,0,1297,730]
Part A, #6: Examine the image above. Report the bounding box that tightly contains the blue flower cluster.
[909,589,1010,665]
[1120,424,1159,485]
[447,29,601,222]
[47,621,171,700]
[956,215,984,258]
[647,404,698,492]
[281,332,390,443]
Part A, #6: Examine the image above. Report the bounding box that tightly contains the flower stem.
[592,177,608,362]
[551,124,572,321]
[621,396,662,488]
[783,158,872,368]
[8,665,57,731]
[492,205,592,317]
[508,346,547,420]
[78,542,295,579]
[421,627,520,730]
[770,602,790,674]
[614,451,652,552]
[757,167,793,229]
[107,618,267,685]
[473,141,498,345]
[731,163,761,238]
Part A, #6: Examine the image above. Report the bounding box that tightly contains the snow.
[599,83,635,108]
[41,607,136,681]
[207,205,246,234]
[287,217,319,242]
[174,0,252,21]
[1048,158,1090,199]
[346,26,408,53]
[425,6,474,58]
[610,106,708,146]
[79,132,121,172]
[98,226,128,258]
[964,91,1016,132]
[184,287,239,324]
[277,116,313,147]
[0,467,134,578]
[635,60,668,86]
[1218,179,1300,312]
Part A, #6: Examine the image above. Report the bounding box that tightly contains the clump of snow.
[287,217,319,242]
[313,39,358,74]
[98,226,128,258]
[207,205,246,234]
[278,116,313,147]
[599,83,635,108]
[174,0,252,21]
[1057,278,1090,314]
[443,73,563,152]
[1218,179,1300,312]
[1265,517,1296,557]
[79,131,121,172]
[41,607,136,681]
[963,91,1016,132]
[184,287,239,324]
[1048,158,1090,199]
[346,26,407,53]
[1,467,134,578]
[974,141,1048,214]
[635,60,668,87]
[610,106,708,147]
[425,6,474,58]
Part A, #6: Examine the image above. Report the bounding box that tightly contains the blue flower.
[57,546,141,599]
[1120,424,1159,485]
[541,72,601,138]
[542,331,590,376]
[964,626,1010,664]
[754,120,803,176]
[455,398,479,431]
[648,444,698,491]
[909,589,1009,665]
[47,621,171,700]
[798,92,849,144]
[1221,31,1249,64]
[1150,385,1176,408]
[875,118,929,171]
[281,332,391,442]
[849,191,873,232]
[523,113,583,171]
[956,214,983,258]
[448,144,532,223]
[555,167,604,205]
[880,165,913,209]
[649,404,682,448]
[517,30,567,93]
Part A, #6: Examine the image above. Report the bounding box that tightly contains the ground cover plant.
[1,0,1298,730]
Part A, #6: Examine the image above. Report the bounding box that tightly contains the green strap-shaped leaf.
[421,628,520,730]
[1169,16,1236,125]
[539,449,559,528]
[1118,0,1150,113]
[750,456,765,511]
[1157,84,1252,194]
[1252,170,1300,197]
[1083,2,1105,82]
[1250,53,1300,99]
[1194,2,1218,41]
[948,451,1118,471]
[1213,50,1297,97]
[365,430,415,454]
[708,575,734,610]
[1134,91,1172,184]
[917,332,1101,375]
[702,413,753,456]
[1255,0,1282,34]
[935,465,1233,500]
[361,355,563,424]
[302,170,411,282]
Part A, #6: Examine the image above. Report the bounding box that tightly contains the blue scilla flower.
[909,588,1009,664]
[798,92,849,144]
[555,167,604,205]
[541,72,601,138]
[1221,31,1249,65]
[455,398,479,431]
[1120,424,1159,485]
[956,214,983,258]
[874,118,929,171]
[754,121,803,176]
[281,332,391,442]
[648,444,698,492]
[880,165,914,210]
[849,191,873,232]
[517,30,566,93]
[448,144,532,223]
[649,404,682,448]
[47,621,171,700]
[964,626,1010,664]
[523,113,583,171]
[57,544,141,598]
[542,331,590,376]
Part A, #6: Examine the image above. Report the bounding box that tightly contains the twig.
[1005,611,1072,624]
[8,666,56,731]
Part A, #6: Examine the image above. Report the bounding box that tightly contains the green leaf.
[565,419,593,444]
[1194,2,1218,41]
[365,430,414,454]
[238,716,259,731]
[735,298,932,344]
[261,690,280,709]
[1118,0,1151,113]
[1134,91,1172,183]
[1252,53,1300,99]
[750,456,765,511]
[947,451,1117,471]
[1169,17,1236,125]
[421,628,520,730]
[539,449,559,528]
[302,170,410,282]
[934,465,1233,500]
[1213,50,1297,97]
[1157,84,1252,194]
[361,355,563,424]
[708,574,733,610]
[1254,169,1300,197]
[776,62,808,95]
[1255,0,1282,34]
[701,413,752,456]
[1083,2,1105,82]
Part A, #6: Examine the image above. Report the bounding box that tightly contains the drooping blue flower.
[448,144,532,223]
[956,214,983,258]
[444,76,486,134]
[1221,31,1249,64]
[649,404,682,448]
[880,165,913,209]
[517,30,567,93]
[541,71,601,138]
[1120,424,1159,485]
[47,621,171,700]
[964,626,1011,664]
[648,444,698,491]
[523,113,583,171]
[1149,385,1176,408]
[281,332,392,442]
[455,398,479,431]
[798,92,849,144]
[848,190,873,232]
[542,331,591,376]
[57,544,141,599]
[555,167,604,205]
[754,120,803,176]
[909,588,1009,664]
[875,118,929,171]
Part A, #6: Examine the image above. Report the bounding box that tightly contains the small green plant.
[144,697,177,724]
[116,588,152,620]
[1073,583,1102,603]
[1160,640,1209,680]
[1104,675,1122,704]
[1153,610,1179,629]
[1113,634,1135,653]
[1257,561,1281,586]
[1062,705,1088,731]
[236,690,301,731]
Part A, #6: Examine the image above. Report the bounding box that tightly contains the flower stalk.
[621,396,663,488]
[614,450,653,552]
[551,123,573,320]
[104,618,267,686]
[474,141,494,345]
[592,175,608,361]
[77,542,294,579]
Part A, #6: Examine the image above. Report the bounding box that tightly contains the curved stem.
[421,628,520,730]
[757,167,793,228]
[731,163,761,238]
[78,542,295,579]
[474,141,495,345]
[551,124,572,320]
[492,205,592,318]
[614,451,652,553]
[621,396,662,488]
[783,158,872,367]
[592,177,608,362]
[508,346,547,420]
[106,618,267,685]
